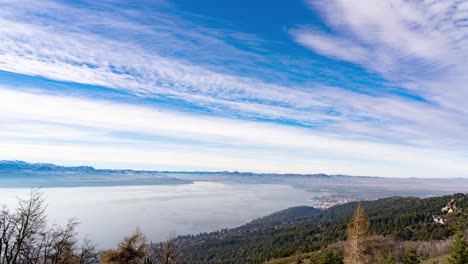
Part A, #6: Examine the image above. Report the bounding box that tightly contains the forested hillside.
[175,194,467,263]
[2,190,466,264]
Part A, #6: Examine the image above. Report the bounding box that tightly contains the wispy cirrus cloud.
[291,0,468,145]
[293,0,468,92]
[1,0,468,176]
[0,4,462,145]
[2,87,467,177]
[293,29,368,64]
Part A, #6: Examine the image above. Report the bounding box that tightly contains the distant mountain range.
[0,160,192,188]
[0,160,97,172]
[1,161,468,203]
[0,160,333,177]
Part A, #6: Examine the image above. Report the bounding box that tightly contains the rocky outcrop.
[441,198,462,214]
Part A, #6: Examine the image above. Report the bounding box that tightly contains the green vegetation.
[264,251,344,264]
[447,231,468,264]
[1,190,466,264]
[402,247,420,264]
[319,251,343,264]
[382,251,397,264]
[176,194,467,263]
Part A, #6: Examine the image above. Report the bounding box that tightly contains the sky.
[1,0,468,177]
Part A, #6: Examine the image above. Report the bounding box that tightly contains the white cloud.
[292,0,468,144]
[1,88,467,177]
[0,0,468,177]
[295,0,468,82]
[1,15,466,148]
[293,29,368,63]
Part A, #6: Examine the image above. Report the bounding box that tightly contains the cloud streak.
[292,0,468,144]
[294,0,468,94]
[1,87,467,177]
[0,0,467,176]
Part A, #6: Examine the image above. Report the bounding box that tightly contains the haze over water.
[0,182,321,248]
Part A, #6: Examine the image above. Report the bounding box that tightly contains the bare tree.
[154,233,180,264]
[1,190,47,264]
[49,218,79,264]
[1,205,14,263]
[0,190,98,264]
[344,203,370,264]
[78,237,99,264]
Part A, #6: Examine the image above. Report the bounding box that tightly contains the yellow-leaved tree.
[344,203,370,264]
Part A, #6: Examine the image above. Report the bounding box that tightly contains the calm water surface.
[0,182,321,248]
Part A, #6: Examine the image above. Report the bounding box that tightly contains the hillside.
[174,193,467,264]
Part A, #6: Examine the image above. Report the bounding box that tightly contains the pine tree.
[320,251,344,264]
[447,231,468,264]
[402,247,420,264]
[381,251,396,264]
[344,203,370,264]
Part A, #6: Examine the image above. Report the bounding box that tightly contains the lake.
[0,182,321,248]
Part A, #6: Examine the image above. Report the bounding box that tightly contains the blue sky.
[1,0,468,177]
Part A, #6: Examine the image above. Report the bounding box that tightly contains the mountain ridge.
[3,160,467,179]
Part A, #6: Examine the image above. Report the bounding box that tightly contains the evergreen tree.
[381,251,396,264]
[320,251,344,264]
[344,203,370,264]
[402,247,420,264]
[447,231,468,264]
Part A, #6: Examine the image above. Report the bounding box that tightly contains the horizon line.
[2,160,467,180]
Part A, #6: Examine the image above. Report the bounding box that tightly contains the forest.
[1,191,466,263]
[174,194,467,263]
